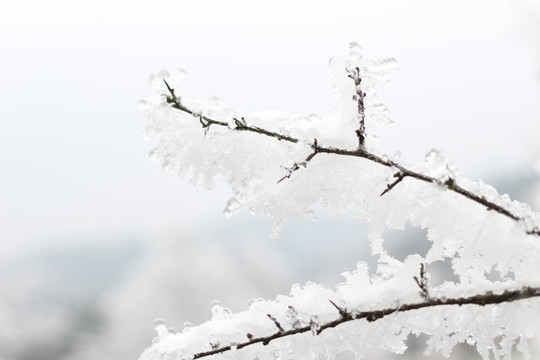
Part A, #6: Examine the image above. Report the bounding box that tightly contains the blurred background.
[1,0,540,359]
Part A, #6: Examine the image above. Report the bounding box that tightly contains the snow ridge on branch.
[190,285,540,359]
[161,79,540,237]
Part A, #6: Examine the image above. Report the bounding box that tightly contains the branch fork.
[266,314,285,333]
[381,171,407,196]
[278,139,320,183]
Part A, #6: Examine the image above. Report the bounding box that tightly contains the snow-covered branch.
[174,286,540,360]
[139,44,540,359]
[141,258,540,360]
[161,79,540,237]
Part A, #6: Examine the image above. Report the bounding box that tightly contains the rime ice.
[139,45,540,360]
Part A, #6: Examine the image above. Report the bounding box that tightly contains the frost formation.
[139,44,540,360]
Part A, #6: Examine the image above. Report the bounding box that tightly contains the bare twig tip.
[266,314,285,333]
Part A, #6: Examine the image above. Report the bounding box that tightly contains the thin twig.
[380,172,407,196]
[266,314,285,333]
[413,264,430,300]
[328,299,352,320]
[278,139,319,183]
[347,66,366,148]
[191,286,540,359]
[162,81,540,237]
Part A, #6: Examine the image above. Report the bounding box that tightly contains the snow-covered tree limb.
[139,44,540,360]
[161,78,540,237]
[179,286,540,360]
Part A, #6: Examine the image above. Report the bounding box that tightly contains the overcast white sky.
[1,0,540,259]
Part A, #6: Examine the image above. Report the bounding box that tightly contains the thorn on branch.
[162,79,228,135]
[311,138,319,152]
[195,112,211,129]
[266,314,285,333]
[413,263,430,300]
[233,117,247,129]
[278,162,305,183]
[163,78,174,96]
[329,299,353,320]
[163,79,182,108]
[277,138,320,184]
[381,172,406,196]
[304,138,320,162]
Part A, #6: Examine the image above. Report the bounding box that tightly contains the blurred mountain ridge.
[1,169,539,360]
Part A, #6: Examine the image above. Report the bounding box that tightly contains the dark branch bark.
[380,172,407,196]
[162,81,540,237]
[413,263,430,300]
[347,66,366,148]
[328,299,353,321]
[163,80,298,143]
[266,314,285,333]
[192,286,540,359]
